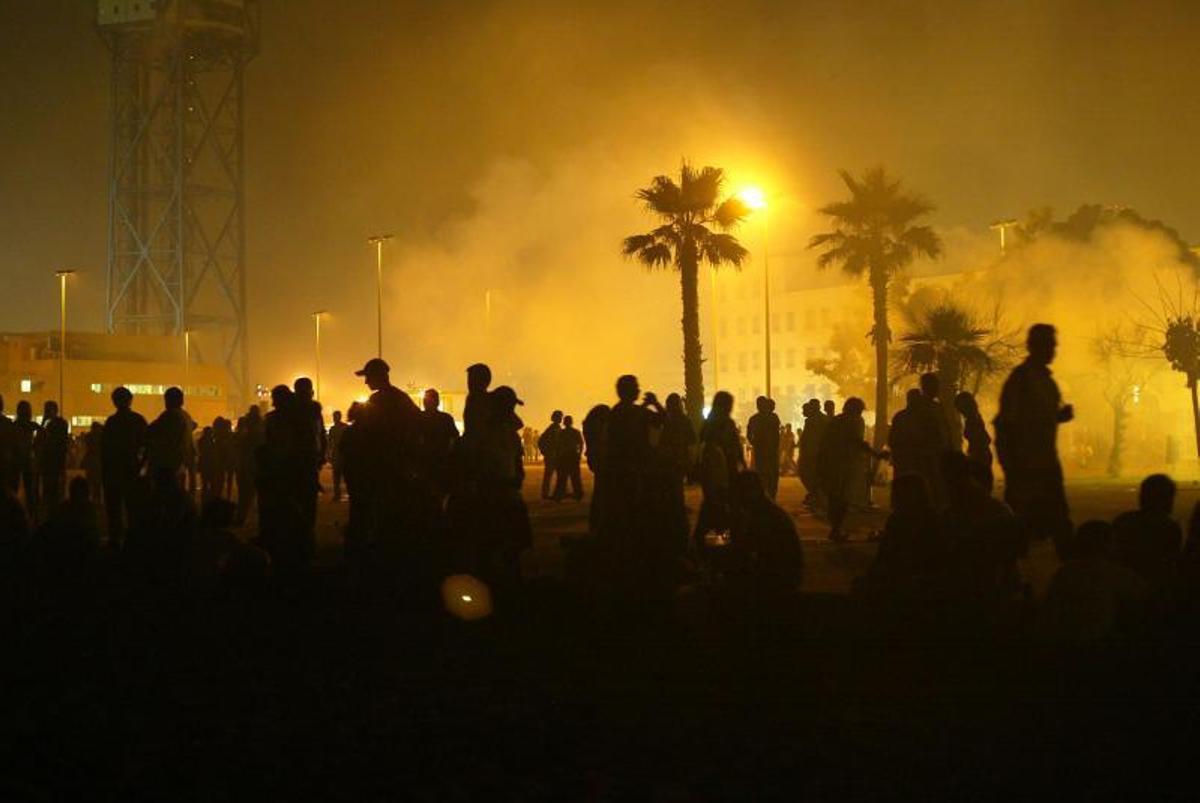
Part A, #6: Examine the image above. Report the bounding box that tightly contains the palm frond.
[712,196,749,229]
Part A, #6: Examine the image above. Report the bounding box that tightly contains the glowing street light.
[990,218,1019,256]
[54,270,75,416]
[312,310,327,402]
[367,234,394,358]
[183,328,191,390]
[740,187,772,397]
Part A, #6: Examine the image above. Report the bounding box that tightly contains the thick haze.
[3,0,1200,420]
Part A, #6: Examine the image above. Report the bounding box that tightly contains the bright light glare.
[740,187,767,209]
[461,595,473,603]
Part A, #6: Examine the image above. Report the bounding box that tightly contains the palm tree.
[623,163,749,424]
[809,167,942,447]
[895,302,995,398]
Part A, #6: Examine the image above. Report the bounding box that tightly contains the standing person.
[887,389,923,479]
[954,391,993,492]
[819,398,888,542]
[746,396,782,499]
[553,415,584,501]
[779,424,797,476]
[197,426,218,500]
[81,422,104,506]
[581,404,611,537]
[0,395,19,493]
[101,386,147,548]
[798,399,829,508]
[292,377,326,539]
[234,405,265,525]
[338,402,368,555]
[660,392,696,477]
[419,388,460,502]
[476,386,532,597]
[35,401,70,519]
[913,372,952,506]
[462,363,493,440]
[994,323,1074,547]
[354,358,422,551]
[145,387,193,486]
[694,390,744,547]
[258,385,308,570]
[823,399,837,419]
[212,416,236,499]
[537,411,563,500]
[14,400,40,516]
[327,410,349,502]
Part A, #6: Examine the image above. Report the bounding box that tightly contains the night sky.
[3,0,1200,412]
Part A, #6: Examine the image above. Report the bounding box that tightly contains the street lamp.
[54,270,75,417]
[740,187,770,397]
[183,329,191,391]
[990,219,1019,256]
[312,310,327,402]
[367,234,394,358]
[709,267,719,393]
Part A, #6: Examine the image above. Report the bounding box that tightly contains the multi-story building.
[0,332,230,429]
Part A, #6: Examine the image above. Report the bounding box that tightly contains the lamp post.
[312,310,327,402]
[740,188,770,397]
[54,270,75,417]
[990,218,1018,256]
[367,234,394,358]
[183,329,191,391]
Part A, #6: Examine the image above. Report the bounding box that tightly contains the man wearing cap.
[355,358,422,543]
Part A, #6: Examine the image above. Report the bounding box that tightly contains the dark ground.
[3,467,1200,800]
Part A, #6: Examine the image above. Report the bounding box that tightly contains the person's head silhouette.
[616,375,639,403]
[355,358,391,392]
[711,390,734,417]
[905,388,922,409]
[111,386,133,411]
[953,390,978,417]
[756,396,771,413]
[563,415,574,429]
[919,372,940,400]
[270,384,292,410]
[423,388,441,412]
[16,400,31,422]
[1139,473,1176,516]
[824,400,836,417]
[843,397,865,417]
[467,363,492,394]
[1027,323,1057,366]
[43,400,58,420]
[294,377,314,401]
[332,410,343,424]
[164,386,184,410]
[550,410,563,424]
[666,393,684,416]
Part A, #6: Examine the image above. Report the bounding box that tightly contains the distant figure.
[729,471,803,595]
[581,404,611,536]
[746,396,782,499]
[818,398,887,541]
[339,402,368,555]
[0,395,19,493]
[34,401,70,517]
[888,389,924,478]
[954,390,993,492]
[234,405,265,525]
[327,410,349,502]
[798,399,829,507]
[553,415,584,501]
[197,426,217,499]
[258,384,311,570]
[419,388,460,499]
[914,372,951,506]
[694,390,744,546]
[823,399,837,419]
[14,400,40,515]
[659,393,696,481]
[1112,474,1182,596]
[101,386,147,547]
[1041,520,1147,644]
[462,362,493,440]
[537,411,564,499]
[779,424,797,475]
[80,422,103,505]
[994,324,1074,546]
[145,387,194,486]
[293,377,326,535]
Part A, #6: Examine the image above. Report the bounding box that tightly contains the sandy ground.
[307,464,1200,598]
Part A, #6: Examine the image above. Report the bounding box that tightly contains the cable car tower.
[99,0,259,408]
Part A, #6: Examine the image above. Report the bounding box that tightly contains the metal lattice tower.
[99,0,259,409]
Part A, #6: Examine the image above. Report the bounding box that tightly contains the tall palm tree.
[809,167,942,447]
[623,163,749,424]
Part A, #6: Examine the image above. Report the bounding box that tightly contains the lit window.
[20,379,32,393]
[90,383,103,393]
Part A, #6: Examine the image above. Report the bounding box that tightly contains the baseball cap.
[354,357,390,376]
